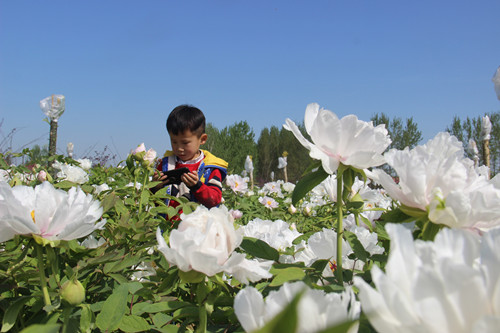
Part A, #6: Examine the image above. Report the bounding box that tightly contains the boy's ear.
[200,133,208,145]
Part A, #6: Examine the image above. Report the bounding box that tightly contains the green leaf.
[103,254,144,274]
[344,231,369,262]
[292,166,329,205]
[240,237,279,261]
[79,303,94,333]
[96,284,129,331]
[53,180,76,189]
[132,301,192,316]
[1,296,32,332]
[101,192,120,213]
[316,320,358,333]
[152,313,173,329]
[19,324,61,333]
[269,267,306,287]
[118,315,151,332]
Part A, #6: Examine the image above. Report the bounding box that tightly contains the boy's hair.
[166,104,206,136]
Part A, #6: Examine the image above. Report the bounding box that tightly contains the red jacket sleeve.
[191,168,223,208]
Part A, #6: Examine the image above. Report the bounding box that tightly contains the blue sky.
[1,0,499,162]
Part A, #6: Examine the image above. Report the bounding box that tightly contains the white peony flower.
[156,205,272,284]
[143,148,157,167]
[258,196,279,209]
[234,281,360,333]
[80,234,106,248]
[0,181,106,243]
[354,224,500,333]
[53,162,89,184]
[241,218,302,252]
[284,103,391,174]
[225,174,249,193]
[131,143,146,155]
[76,158,92,171]
[92,183,110,195]
[368,132,500,230]
[284,228,362,275]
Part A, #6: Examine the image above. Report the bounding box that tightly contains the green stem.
[35,243,51,307]
[336,172,344,285]
[61,307,72,333]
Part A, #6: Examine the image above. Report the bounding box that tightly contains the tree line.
[204,111,499,183]
[7,110,498,180]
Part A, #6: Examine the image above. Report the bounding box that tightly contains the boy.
[152,105,228,211]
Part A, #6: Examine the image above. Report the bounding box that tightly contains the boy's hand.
[181,171,199,187]
[153,170,168,183]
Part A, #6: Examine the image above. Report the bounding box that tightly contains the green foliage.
[256,124,312,184]
[204,121,257,175]
[0,147,401,332]
[371,113,423,151]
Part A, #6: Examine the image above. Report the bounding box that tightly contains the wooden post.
[49,120,58,157]
[483,139,490,178]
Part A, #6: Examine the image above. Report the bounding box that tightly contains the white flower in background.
[270,171,274,181]
[130,143,157,167]
[229,209,243,219]
[66,142,74,158]
[144,148,157,166]
[76,158,92,171]
[39,94,65,121]
[262,181,283,197]
[225,174,249,193]
[347,225,384,256]
[54,163,88,184]
[0,181,106,243]
[241,218,302,252]
[368,132,500,231]
[131,261,156,282]
[80,234,106,248]
[92,183,110,195]
[258,196,279,209]
[320,175,339,202]
[284,103,391,174]
[354,224,500,333]
[492,66,500,100]
[131,143,146,155]
[234,281,360,333]
[0,169,10,182]
[282,182,295,193]
[293,228,362,273]
[278,156,287,169]
[244,155,254,173]
[37,170,48,182]
[156,205,272,284]
[481,115,492,141]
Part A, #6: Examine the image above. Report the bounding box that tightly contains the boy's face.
[169,130,207,162]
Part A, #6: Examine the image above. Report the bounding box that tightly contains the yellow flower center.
[329,260,337,272]
[31,210,36,224]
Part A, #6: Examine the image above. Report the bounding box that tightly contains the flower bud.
[288,204,297,214]
[60,279,85,306]
[37,170,47,182]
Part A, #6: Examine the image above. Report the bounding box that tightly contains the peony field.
[1,101,500,333]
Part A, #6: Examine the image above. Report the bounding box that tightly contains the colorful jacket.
[157,150,228,208]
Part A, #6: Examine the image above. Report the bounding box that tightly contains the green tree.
[256,123,312,184]
[204,121,257,175]
[371,113,422,151]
